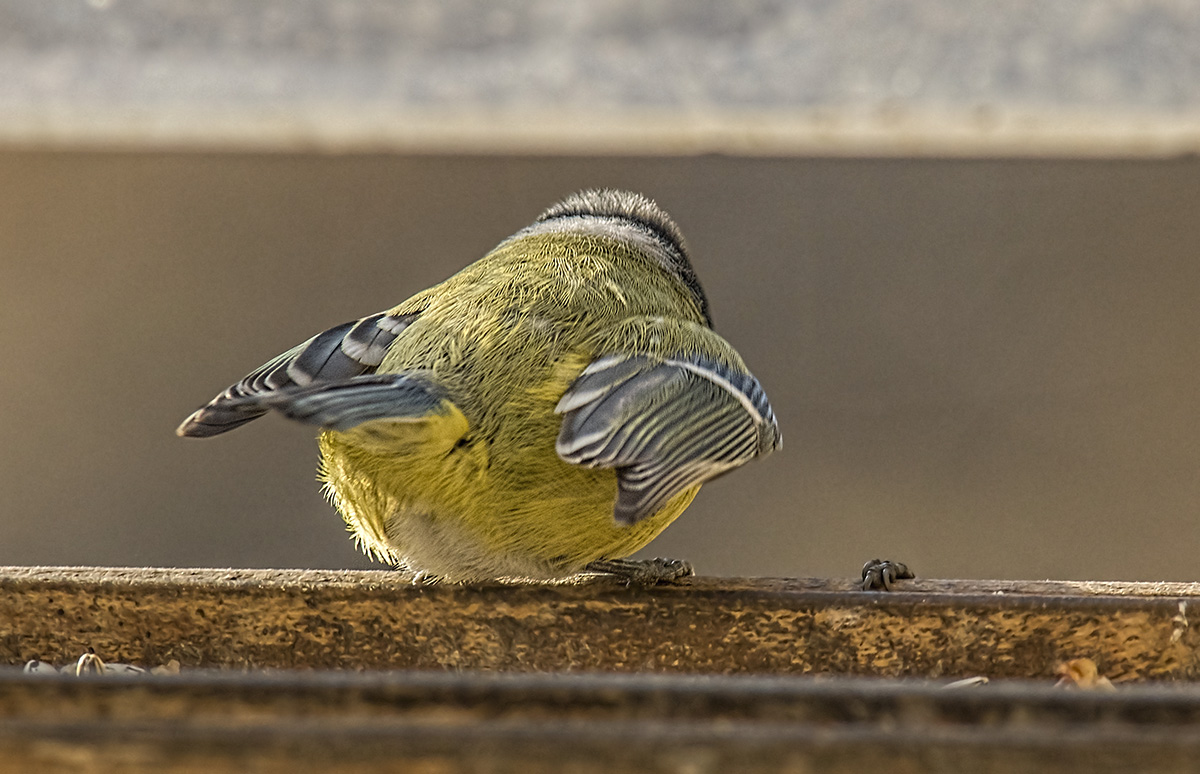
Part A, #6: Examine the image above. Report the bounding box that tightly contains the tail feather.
[178,373,450,437]
[176,310,421,438]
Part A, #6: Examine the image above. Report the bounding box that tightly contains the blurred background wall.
[4,0,1200,581]
[2,151,1197,581]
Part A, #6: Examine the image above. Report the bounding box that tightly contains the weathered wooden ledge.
[5,567,1200,772]
[4,670,1200,774]
[2,566,1199,680]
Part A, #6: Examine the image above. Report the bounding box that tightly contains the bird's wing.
[237,372,452,432]
[555,352,781,525]
[177,311,421,437]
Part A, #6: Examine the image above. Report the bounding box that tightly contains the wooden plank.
[6,568,1200,772]
[2,567,1197,680]
[3,670,1200,773]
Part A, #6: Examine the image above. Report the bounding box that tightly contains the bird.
[177,190,781,583]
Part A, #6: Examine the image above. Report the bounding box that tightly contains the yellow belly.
[318,428,697,581]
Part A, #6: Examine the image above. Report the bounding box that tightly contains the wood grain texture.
[2,567,1198,680]
[4,671,1200,773]
[6,568,1200,772]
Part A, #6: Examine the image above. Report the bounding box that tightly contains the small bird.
[178,190,781,583]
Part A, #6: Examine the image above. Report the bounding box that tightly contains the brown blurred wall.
[1,152,1197,581]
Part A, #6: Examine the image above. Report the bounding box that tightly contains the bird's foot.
[585,557,694,586]
[860,558,914,591]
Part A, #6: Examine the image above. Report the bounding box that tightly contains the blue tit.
[179,190,780,583]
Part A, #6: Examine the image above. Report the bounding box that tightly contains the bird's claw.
[860,558,914,591]
[585,557,695,586]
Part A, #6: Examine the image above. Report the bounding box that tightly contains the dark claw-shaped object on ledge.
[860,559,915,591]
[585,557,695,586]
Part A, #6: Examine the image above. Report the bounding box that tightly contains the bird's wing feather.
[177,311,421,437]
[246,373,451,431]
[555,353,781,525]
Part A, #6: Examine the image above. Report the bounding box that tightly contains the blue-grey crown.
[538,190,711,326]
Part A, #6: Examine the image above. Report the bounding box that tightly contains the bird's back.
[379,230,710,437]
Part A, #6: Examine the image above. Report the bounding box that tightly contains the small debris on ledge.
[23,648,181,677]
